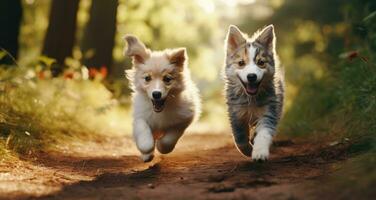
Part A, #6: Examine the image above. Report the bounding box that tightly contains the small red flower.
[38,71,45,80]
[88,68,98,79]
[340,51,368,63]
[88,66,108,79]
[100,66,108,78]
[64,72,74,79]
[347,51,358,61]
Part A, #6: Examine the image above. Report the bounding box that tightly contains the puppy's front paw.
[141,153,154,162]
[252,145,269,161]
[252,132,272,161]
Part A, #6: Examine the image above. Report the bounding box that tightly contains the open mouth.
[237,75,260,96]
[151,99,166,113]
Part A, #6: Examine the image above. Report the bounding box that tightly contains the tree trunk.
[42,0,80,71]
[0,0,22,65]
[81,0,118,73]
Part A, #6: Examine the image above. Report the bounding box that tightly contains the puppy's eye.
[257,60,265,67]
[144,75,152,82]
[238,60,245,67]
[163,75,173,84]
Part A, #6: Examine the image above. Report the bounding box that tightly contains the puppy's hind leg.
[156,128,185,154]
[229,109,252,157]
[133,119,155,162]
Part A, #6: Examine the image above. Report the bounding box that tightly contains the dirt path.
[0,133,352,200]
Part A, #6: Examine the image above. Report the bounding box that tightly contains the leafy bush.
[279,0,376,152]
[0,65,131,155]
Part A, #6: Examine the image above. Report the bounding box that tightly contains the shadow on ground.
[31,137,353,200]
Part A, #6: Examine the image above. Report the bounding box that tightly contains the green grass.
[0,65,131,156]
[281,56,376,137]
[280,0,376,145]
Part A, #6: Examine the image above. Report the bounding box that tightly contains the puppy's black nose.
[152,91,162,100]
[247,73,257,83]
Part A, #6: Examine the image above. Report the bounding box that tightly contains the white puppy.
[124,35,200,162]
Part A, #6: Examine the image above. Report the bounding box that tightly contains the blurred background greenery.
[0,0,375,155]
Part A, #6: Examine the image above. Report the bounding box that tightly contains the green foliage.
[0,66,130,155]
[277,0,376,144]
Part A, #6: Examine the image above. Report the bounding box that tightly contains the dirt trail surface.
[0,133,352,200]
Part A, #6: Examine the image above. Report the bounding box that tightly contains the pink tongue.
[247,86,257,94]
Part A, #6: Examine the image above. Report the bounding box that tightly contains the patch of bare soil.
[0,133,353,200]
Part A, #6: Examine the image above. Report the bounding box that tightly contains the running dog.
[223,25,284,161]
[124,35,200,162]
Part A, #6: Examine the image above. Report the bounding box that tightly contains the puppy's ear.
[123,35,150,64]
[225,25,247,56]
[255,25,275,52]
[167,48,186,68]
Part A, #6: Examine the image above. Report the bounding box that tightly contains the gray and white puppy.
[223,25,284,161]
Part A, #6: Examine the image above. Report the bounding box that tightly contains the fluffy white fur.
[124,35,200,162]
